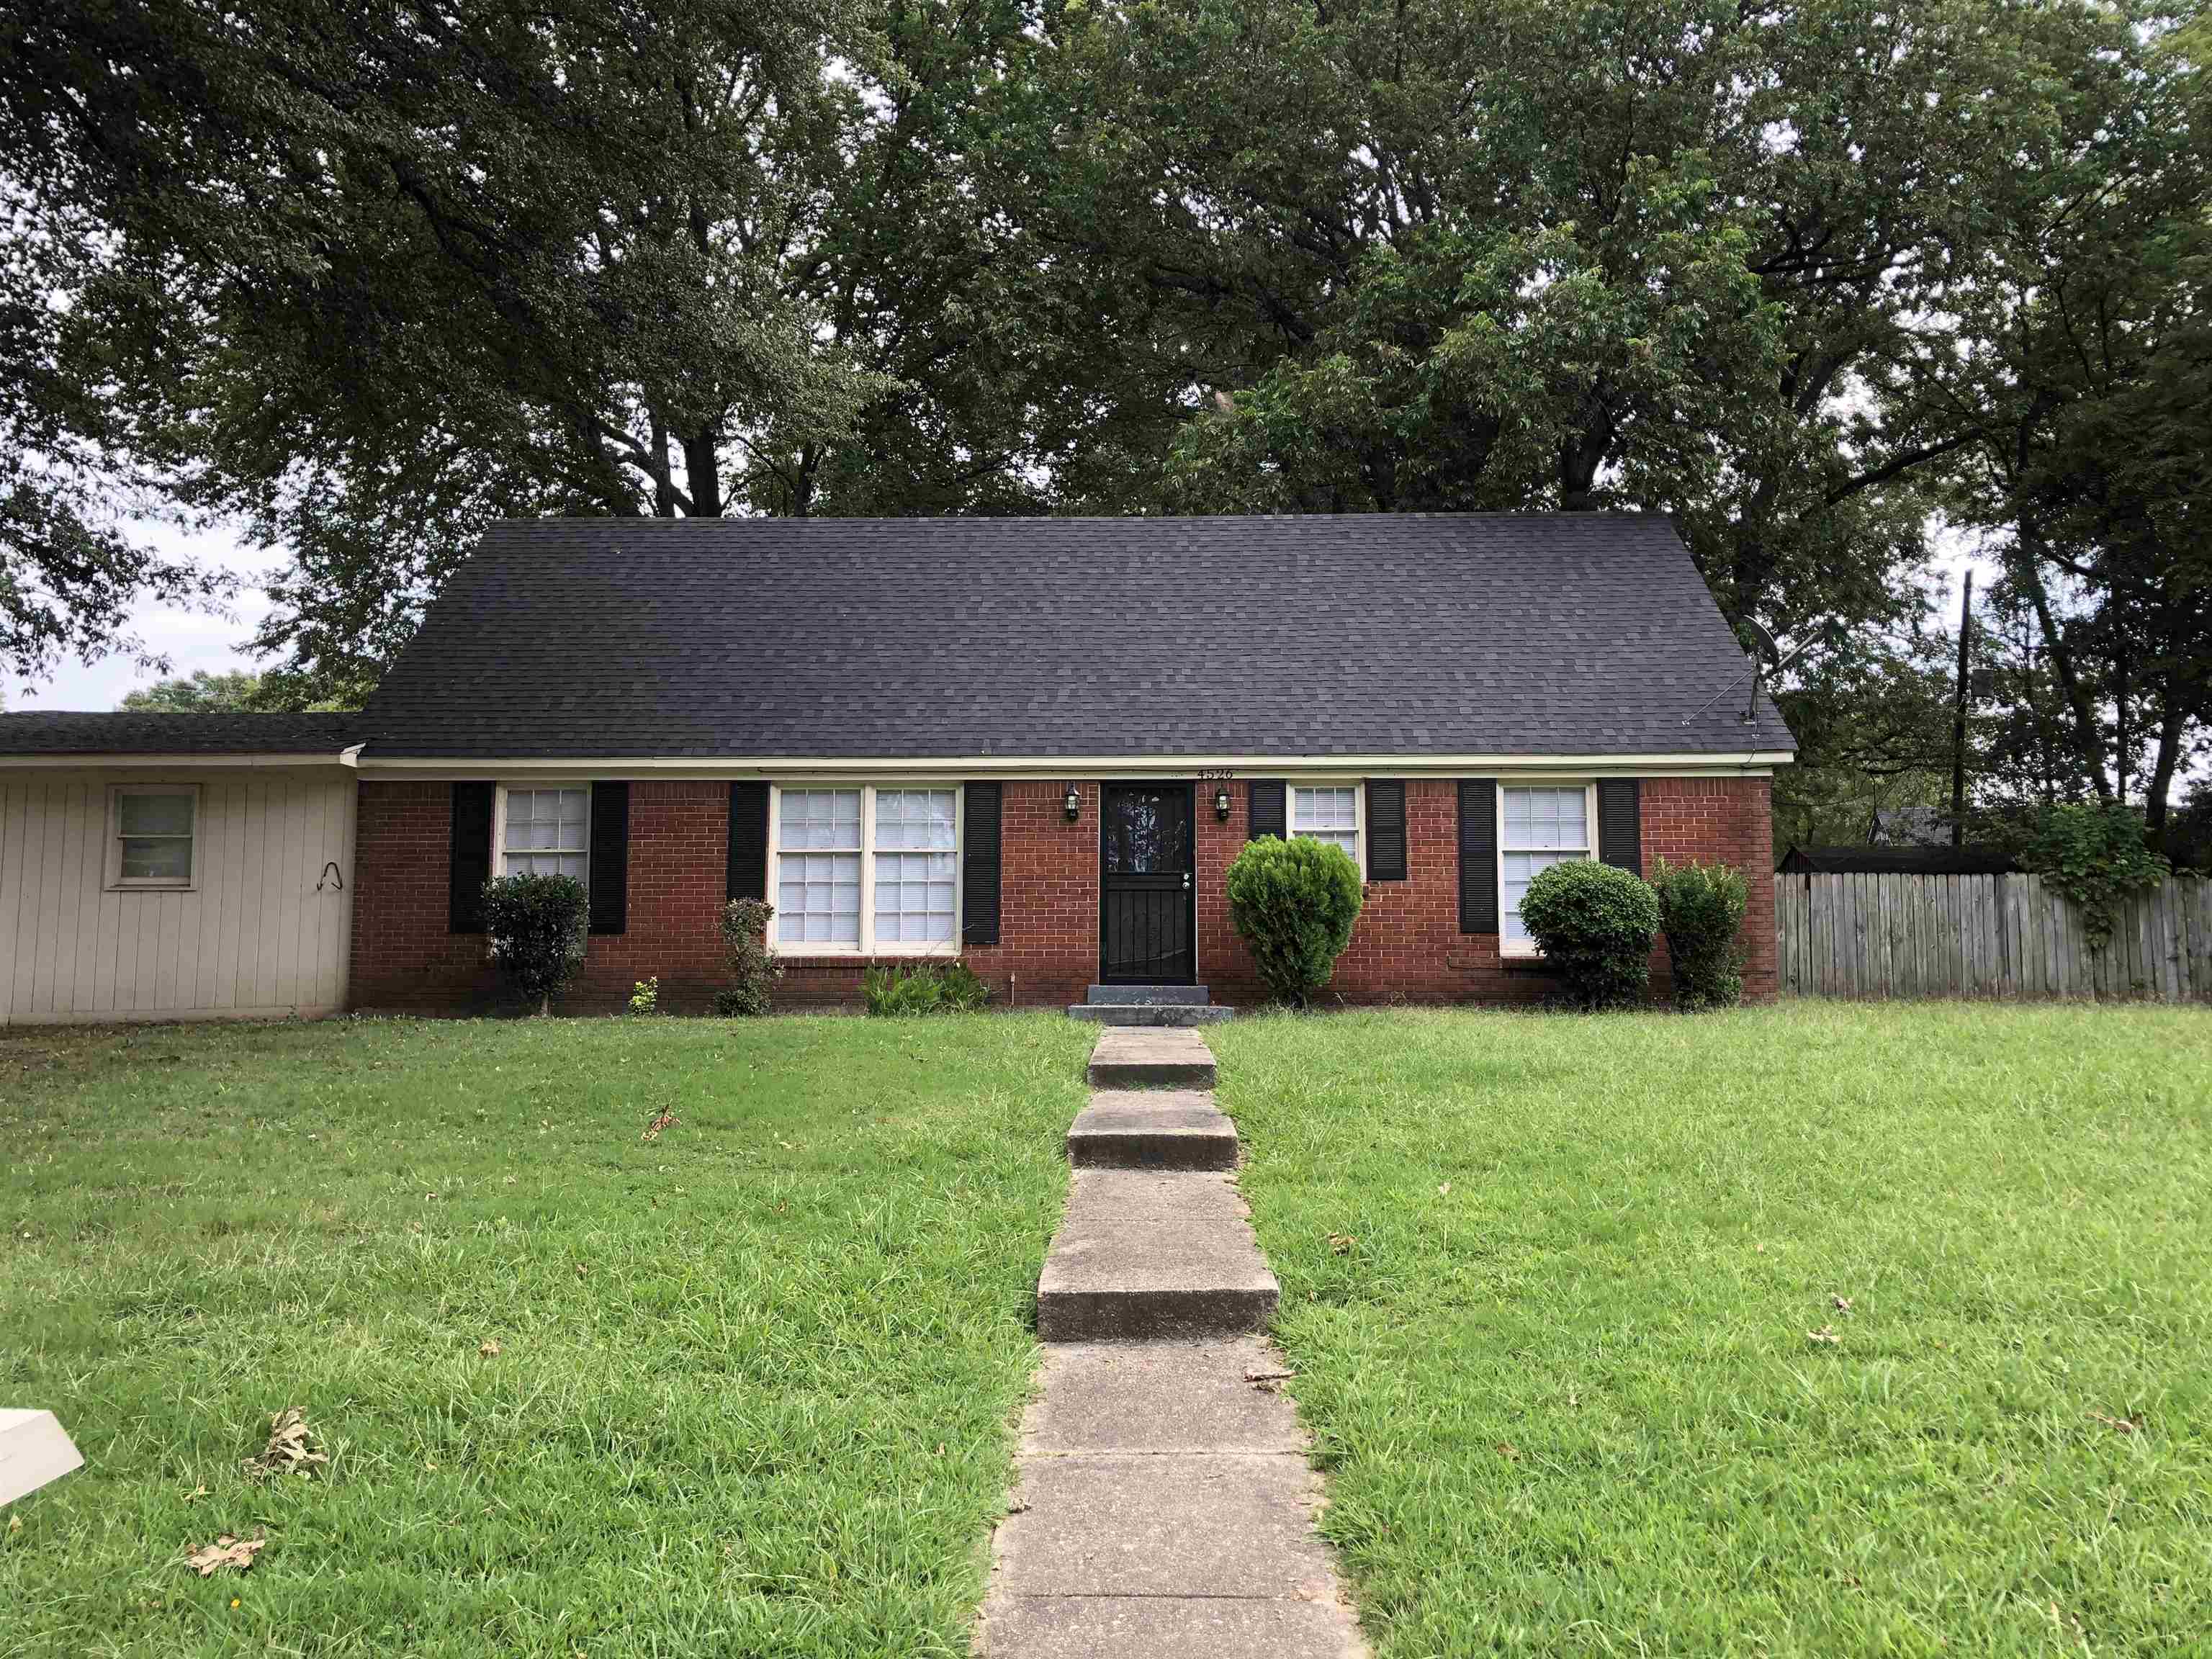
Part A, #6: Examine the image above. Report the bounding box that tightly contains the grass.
[0,1013,1092,1658]
[1209,1003,2212,1658]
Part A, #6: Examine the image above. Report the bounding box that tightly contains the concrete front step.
[1085,984,1213,1006]
[1086,1027,1218,1089]
[1035,1169,1278,1339]
[1068,1090,1238,1170]
[1067,1003,1233,1027]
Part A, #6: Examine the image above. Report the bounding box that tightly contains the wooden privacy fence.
[1777,873,2212,1002]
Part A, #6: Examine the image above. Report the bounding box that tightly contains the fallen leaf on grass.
[2088,1410,2141,1434]
[243,1408,327,1480]
[1436,1182,1451,1197]
[641,1108,680,1143]
[1326,1232,1356,1256]
[478,1339,502,1357]
[186,1534,264,1577]
[1807,1326,1842,1346]
[1496,1442,1521,1461]
[1832,1295,1853,1313]
[183,1485,209,1503]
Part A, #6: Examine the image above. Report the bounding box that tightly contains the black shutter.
[1366,781,1407,881]
[1457,778,1498,933]
[1597,779,1642,875]
[588,782,629,934]
[962,783,1002,947]
[1248,779,1286,840]
[448,781,494,933]
[727,781,770,903]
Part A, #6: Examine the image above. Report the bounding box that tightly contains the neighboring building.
[1778,845,2020,876]
[1,514,1794,1022]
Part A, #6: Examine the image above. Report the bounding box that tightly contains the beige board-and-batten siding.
[0,768,354,1025]
[1778,871,2212,1002]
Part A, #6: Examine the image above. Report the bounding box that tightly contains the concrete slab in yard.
[990,1452,1341,1599]
[1024,1338,1305,1455]
[1067,1089,1237,1169]
[981,1594,1364,1659]
[1086,1027,1217,1088]
[1035,1170,1277,1339]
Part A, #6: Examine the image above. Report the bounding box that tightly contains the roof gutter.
[0,750,363,770]
[353,750,1788,780]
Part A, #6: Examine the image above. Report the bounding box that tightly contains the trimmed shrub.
[1519,860,1659,1010]
[1225,835,1364,1007]
[1651,857,1748,1010]
[480,872,590,1015]
[714,898,783,1016]
[861,960,992,1017]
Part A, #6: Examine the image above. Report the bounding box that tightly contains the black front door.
[1099,783,1196,984]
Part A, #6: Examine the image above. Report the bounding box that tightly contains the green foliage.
[860,961,992,1017]
[1519,860,1660,1011]
[117,670,265,713]
[2018,802,2170,950]
[1225,836,1364,1007]
[1650,858,1749,1011]
[714,898,783,1017]
[626,976,660,1017]
[480,873,590,1015]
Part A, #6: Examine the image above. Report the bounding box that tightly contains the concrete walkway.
[979,1028,1366,1658]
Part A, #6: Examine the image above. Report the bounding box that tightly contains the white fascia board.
[0,752,358,770]
[357,751,1786,780]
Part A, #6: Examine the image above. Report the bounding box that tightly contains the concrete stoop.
[1084,1026,1218,1089]
[982,1030,1367,1658]
[1069,983,1236,1027]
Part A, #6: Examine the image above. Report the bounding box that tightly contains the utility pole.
[1951,570,1973,848]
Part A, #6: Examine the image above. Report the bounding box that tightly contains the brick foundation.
[349,773,1776,1013]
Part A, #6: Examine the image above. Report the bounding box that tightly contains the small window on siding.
[1290,786,1360,868]
[1499,784,1593,953]
[112,787,197,887]
[499,786,590,881]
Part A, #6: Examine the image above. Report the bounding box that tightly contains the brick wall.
[349,773,1776,1013]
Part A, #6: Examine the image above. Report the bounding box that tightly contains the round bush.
[1650,857,1748,1010]
[480,872,590,1015]
[1226,835,1364,1006]
[1519,860,1659,1010]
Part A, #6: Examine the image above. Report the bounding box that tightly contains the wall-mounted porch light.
[1064,783,1082,822]
[1214,785,1233,822]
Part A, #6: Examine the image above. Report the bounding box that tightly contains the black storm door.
[1099,783,1197,984]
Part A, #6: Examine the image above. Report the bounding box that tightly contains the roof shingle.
[347,513,1794,760]
[0,711,361,757]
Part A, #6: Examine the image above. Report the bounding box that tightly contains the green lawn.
[1210,1004,2212,1658]
[0,1014,1091,1658]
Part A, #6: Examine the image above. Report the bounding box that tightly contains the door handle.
[1182,871,1192,891]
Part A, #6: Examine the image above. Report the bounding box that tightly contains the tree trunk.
[2144,696,2187,846]
[683,426,724,518]
[2014,512,2113,801]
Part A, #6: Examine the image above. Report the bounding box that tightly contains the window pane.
[120,793,194,837]
[1292,786,1357,832]
[876,788,956,853]
[1501,787,1589,853]
[1503,848,1583,946]
[781,788,861,851]
[875,850,957,945]
[120,837,192,881]
[776,850,860,944]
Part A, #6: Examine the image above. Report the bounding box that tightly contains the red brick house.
[0,514,1792,1023]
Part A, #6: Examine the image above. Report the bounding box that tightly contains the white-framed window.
[1498,783,1596,954]
[109,785,199,889]
[769,784,961,955]
[497,786,590,881]
[1290,784,1362,873]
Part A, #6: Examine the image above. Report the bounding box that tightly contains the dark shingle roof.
[359,514,1797,760]
[0,711,361,756]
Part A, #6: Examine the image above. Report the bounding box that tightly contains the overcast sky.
[5,516,1997,714]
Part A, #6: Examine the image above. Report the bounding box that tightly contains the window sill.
[107,881,197,894]
[772,949,968,967]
